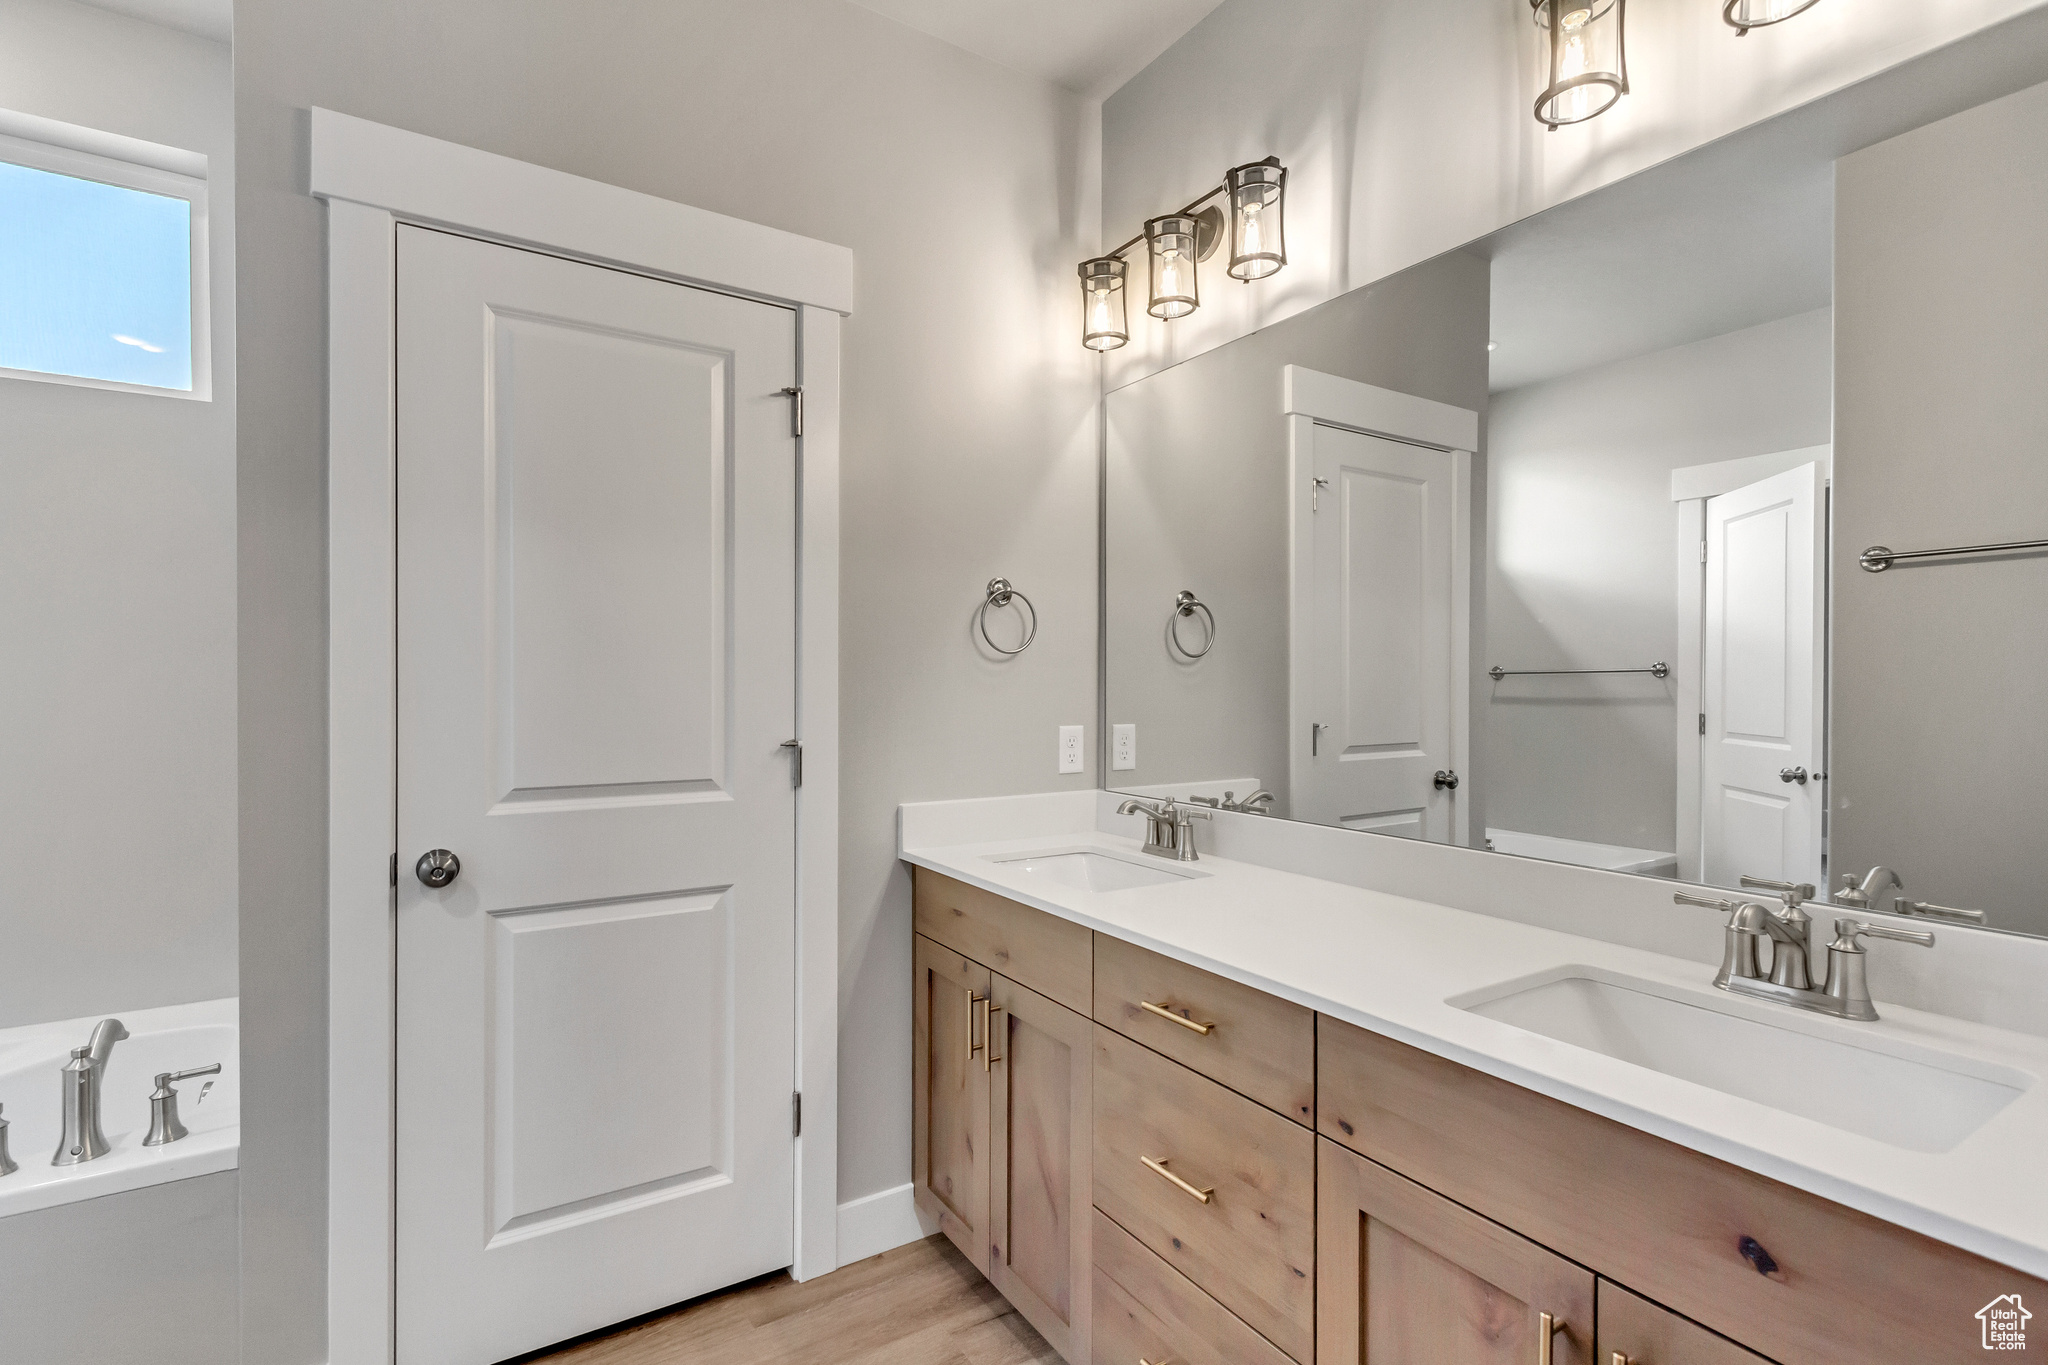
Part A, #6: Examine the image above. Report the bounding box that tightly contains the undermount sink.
[1453,968,2030,1153]
[989,850,1199,893]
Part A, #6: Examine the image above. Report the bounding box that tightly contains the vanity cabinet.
[1316,1135,1595,1365]
[1597,1282,1773,1365]
[909,870,2047,1365]
[913,870,1094,1360]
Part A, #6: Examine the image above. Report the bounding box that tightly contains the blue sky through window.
[0,159,194,391]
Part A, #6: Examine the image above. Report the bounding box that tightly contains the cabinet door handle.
[1612,1354,1632,1365]
[1140,1000,1214,1035]
[1140,1155,1214,1205]
[1538,1312,1564,1365]
[967,990,986,1063]
[983,999,1001,1071]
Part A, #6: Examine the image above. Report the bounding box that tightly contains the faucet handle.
[155,1063,223,1089]
[1673,891,1738,913]
[1740,875,1817,908]
[1894,898,1987,924]
[1832,918,1935,950]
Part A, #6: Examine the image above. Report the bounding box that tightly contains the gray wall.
[1104,250,1491,821]
[233,2,1098,1357]
[1834,79,2048,934]
[0,0,237,1030]
[1484,308,1833,851]
[0,1171,239,1363]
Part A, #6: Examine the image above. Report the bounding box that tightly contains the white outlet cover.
[1112,723,1137,771]
[1058,725,1085,774]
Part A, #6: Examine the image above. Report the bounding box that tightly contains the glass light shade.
[1723,0,1821,33]
[1143,214,1201,320]
[1226,158,1287,281]
[1530,0,1627,130]
[1078,257,1129,351]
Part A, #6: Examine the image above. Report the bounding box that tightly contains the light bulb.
[1158,250,1186,301]
[1240,201,1265,260]
[1088,290,1113,335]
[1556,10,1592,122]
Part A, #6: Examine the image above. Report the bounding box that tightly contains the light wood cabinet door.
[1598,1282,1776,1365]
[990,973,1092,1362]
[1319,1136,1595,1365]
[913,933,992,1273]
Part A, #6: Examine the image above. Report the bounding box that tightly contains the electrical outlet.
[1058,725,1085,774]
[1112,723,1137,771]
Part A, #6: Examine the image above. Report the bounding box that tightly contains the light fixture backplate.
[1194,205,1225,262]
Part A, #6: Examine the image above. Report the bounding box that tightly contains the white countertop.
[902,808,2048,1277]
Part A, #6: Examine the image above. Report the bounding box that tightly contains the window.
[0,124,210,398]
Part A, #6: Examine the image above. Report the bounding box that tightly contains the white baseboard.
[835,1181,937,1267]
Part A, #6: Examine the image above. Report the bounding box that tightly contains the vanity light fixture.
[1723,0,1821,34]
[1531,0,1628,130]
[1079,257,1130,351]
[1076,157,1289,348]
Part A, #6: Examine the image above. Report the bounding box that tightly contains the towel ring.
[1169,590,1216,659]
[978,578,1037,656]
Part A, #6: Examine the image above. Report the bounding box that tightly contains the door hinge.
[1699,540,1709,563]
[781,738,803,788]
[390,852,398,887]
[1312,476,1330,512]
[792,1091,802,1138]
[1699,712,1707,735]
[781,386,804,438]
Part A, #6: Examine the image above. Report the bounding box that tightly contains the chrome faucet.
[1185,789,1275,815]
[53,1018,129,1166]
[1673,893,1933,1021]
[1117,798,1180,858]
[1739,876,1818,989]
[1834,865,1904,910]
[0,1102,17,1177]
[1168,804,1212,861]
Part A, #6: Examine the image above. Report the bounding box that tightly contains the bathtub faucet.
[53,1018,129,1166]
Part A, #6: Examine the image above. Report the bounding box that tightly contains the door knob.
[1434,769,1460,791]
[415,849,461,888]
[1779,766,1808,785]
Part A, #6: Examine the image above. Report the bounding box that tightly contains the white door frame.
[1669,445,1830,882]
[1281,366,1477,847]
[314,108,851,1365]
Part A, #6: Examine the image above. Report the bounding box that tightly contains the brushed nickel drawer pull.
[967,990,986,1064]
[1140,1000,1215,1035]
[1538,1312,1564,1365]
[1141,1155,1213,1204]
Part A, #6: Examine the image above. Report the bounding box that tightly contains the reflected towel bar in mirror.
[1858,537,2048,572]
[1168,590,1216,659]
[1488,662,1669,680]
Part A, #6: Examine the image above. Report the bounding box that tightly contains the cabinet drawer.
[1318,1014,2047,1365]
[1093,1025,1315,1363]
[1598,1281,1774,1365]
[1093,933,1315,1125]
[1092,1208,1294,1365]
[913,867,1091,1013]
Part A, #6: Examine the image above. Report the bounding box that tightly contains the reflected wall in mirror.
[1105,33,2048,938]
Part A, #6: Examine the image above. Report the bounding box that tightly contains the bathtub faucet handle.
[144,1064,224,1148]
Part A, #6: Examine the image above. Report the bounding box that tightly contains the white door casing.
[395,226,798,1363]
[1699,462,1827,890]
[319,110,849,1365]
[1282,368,1475,845]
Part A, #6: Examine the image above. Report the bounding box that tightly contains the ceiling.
[846,0,1226,99]
[76,0,230,42]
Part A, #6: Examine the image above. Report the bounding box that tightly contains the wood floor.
[513,1235,1062,1365]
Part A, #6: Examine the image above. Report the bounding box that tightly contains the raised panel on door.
[1318,1136,1594,1365]
[913,934,993,1273]
[1700,464,1824,889]
[1299,424,1457,842]
[989,974,1091,1362]
[1598,1281,1777,1365]
[395,225,797,1365]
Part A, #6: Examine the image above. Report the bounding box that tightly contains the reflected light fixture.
[1531,0,1627,130]
[1723,0,1821,33]
[1079,257,1129,351]
[1075,156,1289,349]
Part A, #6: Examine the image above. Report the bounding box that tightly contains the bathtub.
[1484,827,1680,879]
[0,997,237,1219]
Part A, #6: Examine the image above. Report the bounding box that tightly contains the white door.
[1295,424,1457,840]
[1700,462,1825,890]
[394,226,798,1365]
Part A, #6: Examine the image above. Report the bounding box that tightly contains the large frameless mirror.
[1102,19,2048,938]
